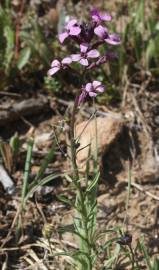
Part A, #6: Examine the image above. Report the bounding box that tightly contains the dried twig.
[0,96,49,126]
[131,182,159,201]
[0,91,21,98]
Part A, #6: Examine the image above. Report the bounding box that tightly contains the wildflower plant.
[48,8,120,269]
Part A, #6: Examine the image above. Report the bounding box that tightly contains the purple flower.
[78,80,105,105]
[71,44,100,66]
[48,9,120,85]
[94,25,120,45]
[48,60,61,76]
[105,34,121,45]
[94,25,108,39]
[48,57,72,76]
[85,81,105,95]
[91,8,112,23]
[59,19,81,43]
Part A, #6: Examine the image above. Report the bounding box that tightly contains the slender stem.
[69,68,86,184]
[76,109,97,143]
[69,87,92,269]
[93,99,98,169]
[21,138,34,210]
[70,94,80,183]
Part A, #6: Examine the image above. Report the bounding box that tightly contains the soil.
[0,1,159,269]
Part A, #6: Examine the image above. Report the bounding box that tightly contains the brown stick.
[0,95,49,126]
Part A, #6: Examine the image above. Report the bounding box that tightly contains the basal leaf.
[17,47,31,69]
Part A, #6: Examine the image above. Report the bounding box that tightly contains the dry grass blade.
[131,182,159,201]
[37,238,75,266]
[23,249,48,270]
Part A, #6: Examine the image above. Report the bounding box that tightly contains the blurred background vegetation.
[0,0,158,103]
[0,1,159,268]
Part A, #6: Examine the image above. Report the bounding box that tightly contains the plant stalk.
[69,94,92,269]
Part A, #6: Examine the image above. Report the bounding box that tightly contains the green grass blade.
[139,239,153,270]
[86,171,100,193]
[35,142,56,182]
[21,138,34,209]
[25,173,62,202]
[9,132,20,158]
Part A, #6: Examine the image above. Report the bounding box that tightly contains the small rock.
[0,165,15,194]
[75,116,123,170]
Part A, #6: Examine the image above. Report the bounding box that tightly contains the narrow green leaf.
[25,173,62,202]
[86,171,100,192]
[145,39,156,67]
[17,47,31,69]
[21,138,34,209]
[4,25,14,50]
[134,0,145,27]
[152,258,159,270]
[63,174,73,183]
[9,132,20,158]
[35,142,55,181]
[86,201,97,220]
[139,239,153,270]
[57,195,74,206]
[4,25,14,70]
[104,244,121,268]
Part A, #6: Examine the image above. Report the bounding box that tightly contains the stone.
[75,116,123,171]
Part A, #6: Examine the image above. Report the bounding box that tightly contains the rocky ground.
[0,0,159,269]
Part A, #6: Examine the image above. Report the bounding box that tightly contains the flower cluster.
[48,8,120,105]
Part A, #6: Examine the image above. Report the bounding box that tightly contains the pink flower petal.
[87,49,100,58]
[92,80,101,88]
[89,92,97,97]
[105,34,120,45]
[91,9,100,22]
[80,44,88,53]
[62,57,72,64]
[59,32,69,43]
[79,58,88,66]
[85,83,92,92]
[48,67,60,76]
[92,15,99,22]
[91,8,112,22]
[51,59,60,68]
[93,81,105,92]
[71,54,81,61]
[66,19,77,30]
[96,86,104,92]
[69,26,81,36]
[100,13,112,21]
[94,25,107,38]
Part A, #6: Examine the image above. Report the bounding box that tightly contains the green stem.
[93,99,98,171]
[69,93,92,269]
[70,94,80,183]
[21,138,34,210]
